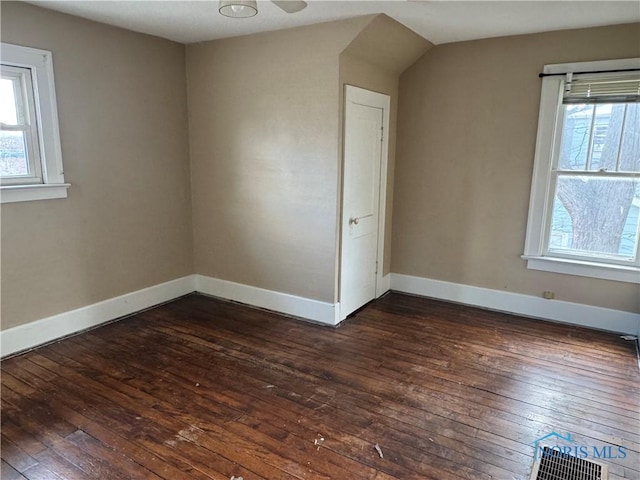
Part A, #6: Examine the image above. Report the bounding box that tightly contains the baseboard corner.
[0,275,196,358]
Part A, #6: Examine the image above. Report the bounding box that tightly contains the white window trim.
[1,43,69,203]
[523,57,640,284]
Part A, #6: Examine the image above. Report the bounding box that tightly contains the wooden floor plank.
[140,302,639,456]
[51,336,430,478]
[1,436,39,473]
[2,293,638,480]
[127,318,531,478]
[160,299,639,436]
[1,460,27,480]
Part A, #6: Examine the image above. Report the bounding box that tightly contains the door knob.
[349,217,359,225]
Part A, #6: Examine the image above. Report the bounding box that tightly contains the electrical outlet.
[542,290,555,300]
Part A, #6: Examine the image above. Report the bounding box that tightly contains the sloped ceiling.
[342,14,433,75]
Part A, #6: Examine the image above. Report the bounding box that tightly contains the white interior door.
[340,86,390,319]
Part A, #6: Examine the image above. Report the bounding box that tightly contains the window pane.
[591,104,624,172]
[558,104,632,172]
[0,130,29,176]
[0,78,19,125]
[558,105,592,170]
[619,103,640,172]
[549,176,639,261]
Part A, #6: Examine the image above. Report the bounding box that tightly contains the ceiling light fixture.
[219,0,258,18]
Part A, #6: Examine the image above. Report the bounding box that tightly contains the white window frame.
[523,58,640,284]
[0,43,68,203]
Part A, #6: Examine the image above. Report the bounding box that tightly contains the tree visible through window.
[550,102,639,262]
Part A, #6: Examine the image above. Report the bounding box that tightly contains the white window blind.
[564,71,640,104]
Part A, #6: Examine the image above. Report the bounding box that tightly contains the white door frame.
[339,85,391,320]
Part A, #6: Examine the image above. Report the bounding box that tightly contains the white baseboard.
[391,273,640,335]
[10,271,630,358]
[195,275,341,326]
[0,275,196,358]
[1,274,341,358]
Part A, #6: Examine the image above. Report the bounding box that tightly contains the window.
[1,65,42,184]
[524,58,640,284]
[0,43,68,203]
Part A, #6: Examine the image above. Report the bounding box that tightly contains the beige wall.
[1,3,193,330]
[394,23,640,313]
[187,14,430,305]
[4,3,636,335]
[187,18,370,304]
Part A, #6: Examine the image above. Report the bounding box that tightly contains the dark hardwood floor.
[1,292,638,480]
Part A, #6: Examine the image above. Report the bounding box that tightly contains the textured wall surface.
[394,23,640,313]
[1,3,193,329]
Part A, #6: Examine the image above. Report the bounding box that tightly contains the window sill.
[522,255,640,284]
[1,183,70,204]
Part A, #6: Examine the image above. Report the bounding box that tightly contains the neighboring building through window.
[524,58,640,283]
[0,43,68,203]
